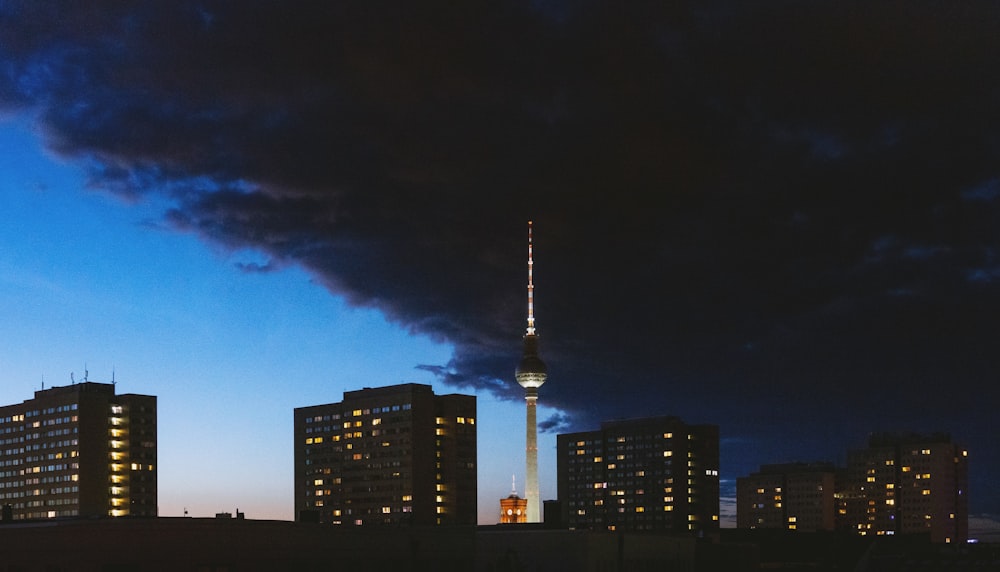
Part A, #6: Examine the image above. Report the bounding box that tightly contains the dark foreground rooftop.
[0,518,997,572]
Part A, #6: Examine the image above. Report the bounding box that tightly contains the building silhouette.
[839,432,968,543]
[293,383,476,526]
[736,462,837,532]
[0,381,157,520]
[557,416,720,534]
[515,220,547,523]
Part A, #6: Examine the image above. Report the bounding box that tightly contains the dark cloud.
[3,1,1000,511]
[538,412,571,434]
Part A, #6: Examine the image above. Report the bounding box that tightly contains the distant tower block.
[500,474,528,524]
[516,220,547,523]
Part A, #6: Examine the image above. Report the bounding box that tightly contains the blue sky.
[0,119,559,522]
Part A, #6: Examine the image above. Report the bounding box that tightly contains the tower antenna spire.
[526,220,535,336]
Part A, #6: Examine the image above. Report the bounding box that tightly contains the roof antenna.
[70,372,75,384]
[511,474,518,495]
[84,364,88,383]
[112,367,116,385]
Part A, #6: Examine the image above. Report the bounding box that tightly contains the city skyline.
[2,1,999,535]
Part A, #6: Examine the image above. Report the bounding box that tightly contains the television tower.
[515,220,547,523]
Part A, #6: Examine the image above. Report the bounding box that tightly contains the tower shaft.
[525,393,540,522]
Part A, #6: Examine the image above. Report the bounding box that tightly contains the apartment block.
[0,381,157,520]
[840,432,968,543]
[293,383,476,526]
[736,462,837,532]
[557,416,720,534]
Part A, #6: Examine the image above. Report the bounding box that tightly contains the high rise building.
[557,416,720,534]
[736,462,837,532]
[515,220,547,523]
[839,432,968,543]
[0,381,157,521]
[293,383,476,526]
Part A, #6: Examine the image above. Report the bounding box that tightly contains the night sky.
[1,1,999,529]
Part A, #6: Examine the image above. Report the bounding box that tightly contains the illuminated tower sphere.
[516,220,547,523]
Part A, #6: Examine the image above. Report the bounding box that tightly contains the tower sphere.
[516,336,547,389]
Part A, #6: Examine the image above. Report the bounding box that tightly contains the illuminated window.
[593,456,602,463]
[313,479,323,486]
[402,495,413,502]
[664,432,673,438]
[922,489,931,496]
[456,417,466,424]
[372,418,381,425]
[382,506,391,514]
[436,417,446,425]
[635,506,645,513]
[352,410,362,417]
[901,466,911,472]
[886,499,895,505]
[663,451,673,457]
